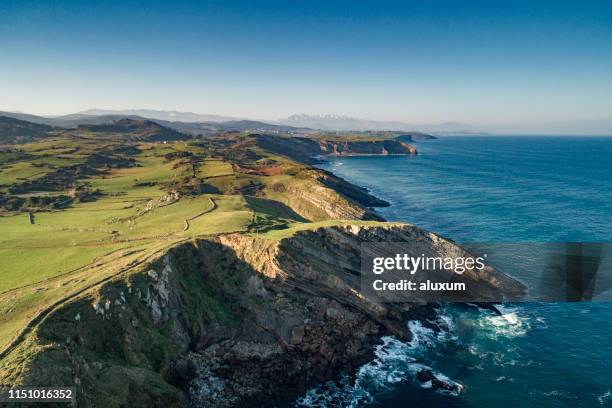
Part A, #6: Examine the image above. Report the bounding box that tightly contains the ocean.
[298,136,612,408]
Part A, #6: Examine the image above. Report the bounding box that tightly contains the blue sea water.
[299,137,612,408]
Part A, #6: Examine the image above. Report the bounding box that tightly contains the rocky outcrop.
[222,224,525,328]
[184,224,524,405]
[183,297,384,407]
[0,224,525,407]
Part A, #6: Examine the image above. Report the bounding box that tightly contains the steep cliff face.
[394,133,437,142]
[266,169,386,222]
[221,224,524,330]
[318,139,417,156]
[1,229,405,406]
[0,223,525,407]
[254,134,417,164]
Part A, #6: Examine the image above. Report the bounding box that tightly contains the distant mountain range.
[0,114,439,150]
[3,109,610,135]
[277,114,478,133]
[74,109,240,123]
[0,111,144,128]
[0,109,465,134]
[75,111,437,132]
[279,114,414,132]
[72,111,443,133]
[0,111,309,136]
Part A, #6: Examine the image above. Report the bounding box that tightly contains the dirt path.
[183,197,216,231]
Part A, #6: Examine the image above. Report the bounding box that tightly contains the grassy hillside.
[0,122,390,355]
[76,118,189,141]
[0,116,56,144]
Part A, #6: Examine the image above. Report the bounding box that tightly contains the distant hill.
[52,114,149,128]
[0,110,156,128]
[77,118,189,141]
[0,111,56,126]
[0,110,310,135]
[75,109,239,123]
[70,113,311,135]
[160,119,312,136]
[0,116,56,144]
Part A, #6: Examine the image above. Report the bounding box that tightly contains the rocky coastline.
[0,149,524,407]
[254,134,417,165]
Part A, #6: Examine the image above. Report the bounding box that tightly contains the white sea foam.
[478,305,530,338]
[598,391,611,406]
[296,304,536,407]
[295,315,463,407]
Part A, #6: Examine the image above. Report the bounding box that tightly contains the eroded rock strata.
[1,224,524,407]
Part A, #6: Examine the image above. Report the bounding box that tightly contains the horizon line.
[2,108,612,137]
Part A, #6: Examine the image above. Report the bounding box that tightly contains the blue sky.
[1,0,612,133]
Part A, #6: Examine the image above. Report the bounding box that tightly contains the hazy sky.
[1,0,612,133]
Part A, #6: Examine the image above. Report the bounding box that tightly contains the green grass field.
[0,127,390,355]
[0,133,312,351]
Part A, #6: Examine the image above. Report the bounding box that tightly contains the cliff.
[265,168,388,222]
[254,134,417,164]
[0,224,524,407]
[394,132,437,142]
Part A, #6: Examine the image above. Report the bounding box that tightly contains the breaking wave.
[477,304,530,339]
[295,312,462,407]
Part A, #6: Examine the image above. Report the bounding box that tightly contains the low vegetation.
[0,118,390,354]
